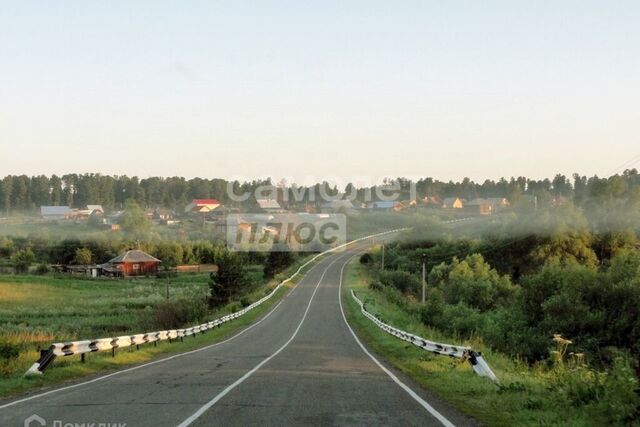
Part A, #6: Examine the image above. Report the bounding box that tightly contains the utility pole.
[381,244,385,270]
[421,253,427,304]
[166,275,170,299]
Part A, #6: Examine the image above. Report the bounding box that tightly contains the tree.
[209,251,248,307]
[11,249,35,273]
[0,176,13,216]
[73,248,93,265]
[263,243,294,278]
[154,241,184,270]
[428,254,516,311]
[120,199,151,240]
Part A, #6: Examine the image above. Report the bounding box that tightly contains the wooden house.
[185,199,221,214]
[465,198,493,215]
[103,250,161,277]
[442,198,464,209]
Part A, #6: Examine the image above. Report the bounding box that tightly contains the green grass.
[0,283,290,398]
[0,254,317,399]
[342,260,609,427]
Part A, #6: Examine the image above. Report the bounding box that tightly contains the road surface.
[1,245,476,427]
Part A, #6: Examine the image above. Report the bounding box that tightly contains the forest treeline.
[1,169,639,213]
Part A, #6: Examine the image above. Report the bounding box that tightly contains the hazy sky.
[1,1,639,183]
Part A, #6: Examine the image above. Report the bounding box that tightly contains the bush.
[240,296,252,307]
[73,247,93,265]
[151,298,208,329]
[264,245,294,278]
[379,270,421,295]
[35,263,50,275]
[368,281,383,292]
[0,341,20,359]
[597,357,640,424]
[360,253,373,265]
[10,249,35,273]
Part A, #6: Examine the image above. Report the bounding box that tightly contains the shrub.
[73,247,93,265]
[35,263,50,275]
[151,298,208,329]
[10,249,35,273]
[368,281,383,292]
[597,357,640,424]
[0,341,20,359]
[379,270,420,295]
[264,245,294,278]
[359,253,373,265]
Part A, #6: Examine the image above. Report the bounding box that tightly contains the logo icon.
[24,414,46,427]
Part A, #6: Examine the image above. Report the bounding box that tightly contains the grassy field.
[343,260,617,427]
[0,258,312,399]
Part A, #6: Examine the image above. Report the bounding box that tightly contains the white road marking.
[0,263,320,411]
[1,230,403,412]
[338,255,456,427]
[176,254,346,427]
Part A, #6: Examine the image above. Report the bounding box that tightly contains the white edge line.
[176,253,346,427]
[0,258,324,411]
[0,229,404,411]
[338,254,456,427]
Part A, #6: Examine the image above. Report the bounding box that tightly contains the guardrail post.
[25,228,405,376]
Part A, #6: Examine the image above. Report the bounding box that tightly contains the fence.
[25,228,408,375]
[350,289,498,382]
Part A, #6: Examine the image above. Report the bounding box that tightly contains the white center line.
[176,253,347,427]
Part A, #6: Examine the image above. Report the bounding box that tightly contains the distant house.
[464,197,511,215]
[74,205,105,220]
[102,250,161,277]
[185,199,221,213]
[256,198,282,212]
[86,205,104,214]
[40,206,72,220]
[442,198,464,209]
[88,209,106,224]
[465,198,493,215]
[321,200,356,213]
[153,208,175,221]
[369,201,398,211]
[486,198,510,210]
[394,200,415,212]
[216,215,253,236]
[422,196,442,207]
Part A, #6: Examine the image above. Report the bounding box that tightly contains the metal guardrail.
[350,290,498,382]
[25,228,409,376]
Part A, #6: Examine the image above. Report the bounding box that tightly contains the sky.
[1,1,640,184]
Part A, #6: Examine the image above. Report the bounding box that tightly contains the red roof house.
[103,250,161,277]
[184,199,221,213]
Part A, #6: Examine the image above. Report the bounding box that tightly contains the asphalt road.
[1,246,477,427]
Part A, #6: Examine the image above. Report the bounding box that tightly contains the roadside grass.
[0,282,290,399]
[0,254,317,399]
[342,260,604,427]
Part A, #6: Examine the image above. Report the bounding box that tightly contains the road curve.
[1,245,477,427]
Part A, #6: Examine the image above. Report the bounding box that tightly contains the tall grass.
[344,261,640,426]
